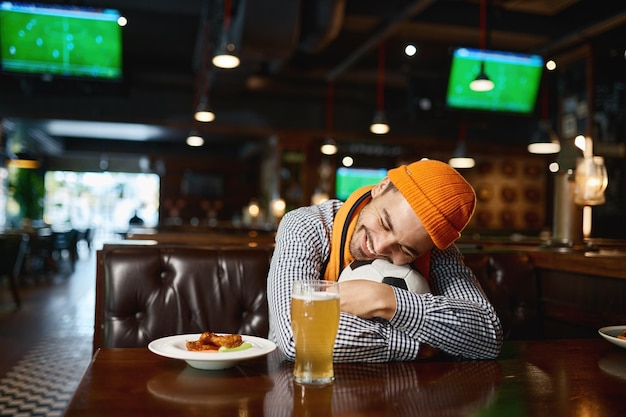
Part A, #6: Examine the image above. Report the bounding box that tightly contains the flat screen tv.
[335,167,387,201]
[446,47,543,114]
[0,2,122,80]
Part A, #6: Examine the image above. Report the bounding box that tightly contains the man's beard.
[349,216,370,261]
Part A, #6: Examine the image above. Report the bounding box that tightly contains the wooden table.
[64,338,626,417]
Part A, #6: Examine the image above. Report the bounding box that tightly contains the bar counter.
[64,338,626,417]
[459,236,626,280]
[527,248,626,280]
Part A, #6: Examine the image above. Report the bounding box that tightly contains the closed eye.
[382,208,418,260]
[399,244,416,259]
[381,208,392,231]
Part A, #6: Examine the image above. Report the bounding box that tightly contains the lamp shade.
[370,42,389,135]
[213,0,239,69]
[528,121,561,154]
[369,110,389,135]
[320,137,338,155]
[186,132,204,147]
[469,62,494,92]
[212,35,240,69]
[448,141,475,169]
[194,98,215,122]
[471,0,494,93]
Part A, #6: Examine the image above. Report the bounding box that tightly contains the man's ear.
[371,177,391,198]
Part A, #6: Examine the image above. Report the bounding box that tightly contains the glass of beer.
[291,280,340,385]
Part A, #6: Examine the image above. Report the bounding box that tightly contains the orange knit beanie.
[387,159,476,250]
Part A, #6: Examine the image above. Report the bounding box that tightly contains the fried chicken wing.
[186,332,244,352]
[206,332,243,348]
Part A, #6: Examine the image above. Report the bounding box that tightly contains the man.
[267,159,502,362]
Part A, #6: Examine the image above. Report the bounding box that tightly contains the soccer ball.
[338,259,430,294]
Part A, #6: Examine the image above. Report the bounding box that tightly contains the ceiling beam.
[326,0,439,81]
[535,11,626,55]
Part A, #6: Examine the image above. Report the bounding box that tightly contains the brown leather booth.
[93,245,539,353]
[93,245,273,353]
[462,251,540,340]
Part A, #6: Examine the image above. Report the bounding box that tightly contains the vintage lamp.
[574,156,608,206]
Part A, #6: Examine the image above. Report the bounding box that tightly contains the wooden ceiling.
[1,0,625,160]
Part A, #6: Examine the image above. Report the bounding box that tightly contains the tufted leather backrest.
[93,245,273,352]
[463,251,540,340]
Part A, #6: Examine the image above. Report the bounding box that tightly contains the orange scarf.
[323,186,431,281]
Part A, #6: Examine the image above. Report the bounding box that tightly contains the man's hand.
[338,279,397,320]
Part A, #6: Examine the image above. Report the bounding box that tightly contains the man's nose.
[373,232,395,256]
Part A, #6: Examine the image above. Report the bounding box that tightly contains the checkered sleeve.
[390,246,503,359]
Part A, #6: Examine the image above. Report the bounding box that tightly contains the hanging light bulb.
[370,110,390,135]
[370,42,389,135]
[529,84,560,154]
[320,138,338,155]
[186,131,204,147]
[528,121,560,154]
[212,0,239,69]
[449,143,476,169]
[194,96,215,122]
[449,123,475,169]
[470,61,494,92]
[470,0,494,92]
[195,12,216,122]
[321,82,338,155]
[212,39,240,69]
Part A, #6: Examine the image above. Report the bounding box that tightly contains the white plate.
[148,334,277,370]
[598,326,626,349]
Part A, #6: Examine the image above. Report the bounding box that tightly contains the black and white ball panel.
[338,259,430,294]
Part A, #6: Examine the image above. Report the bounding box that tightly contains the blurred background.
[0,0,624,241]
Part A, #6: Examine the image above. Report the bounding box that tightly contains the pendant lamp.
[370,42,389,135]
[470,0,494,92]
[470,61,494,92]
[449,123,475,169]
[528,82,560,154]
[194,98,215,123]
[321,82,338,155]
[212,0,240,69]
[195,14,215,123]
[186,131,204,147]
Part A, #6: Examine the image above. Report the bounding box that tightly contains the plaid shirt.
[267,199,503,363]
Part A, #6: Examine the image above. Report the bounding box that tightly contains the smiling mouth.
[362,231,377,258]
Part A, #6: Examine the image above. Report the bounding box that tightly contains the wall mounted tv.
[0,2,122,80]
[335,167,388,201]
[446,47,544,114]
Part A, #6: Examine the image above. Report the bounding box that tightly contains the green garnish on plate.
[218,341,253,352]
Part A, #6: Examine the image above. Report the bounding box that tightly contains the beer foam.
[292,291,339,301]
